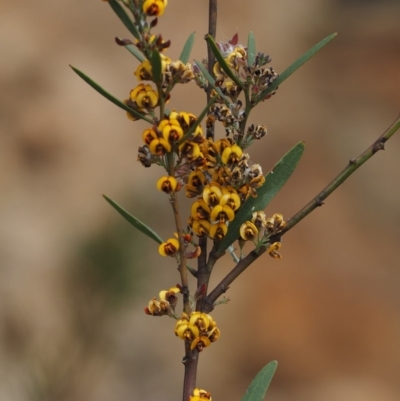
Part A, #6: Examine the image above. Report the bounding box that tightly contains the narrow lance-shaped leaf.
[70,66,152,124]
[115,37,146,62]
[241,361,278,401]
[194,60,231,106]
[247,31,256,67]
[103,195,163,245]
[150,50,162,84]
[179,32,196,64]
[125,43,146,62]
[217,141,305,254]
[258,33,337,101]
[205,34,244,88]
[108,0,140,40]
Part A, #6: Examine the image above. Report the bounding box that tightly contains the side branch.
[205,114,400,309]
[282,114,400,234]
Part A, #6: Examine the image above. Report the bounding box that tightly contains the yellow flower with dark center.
[124,99,145,121]
[189,311,212,331]
[224,79,241,98]
[213,61,224,78]
[158,238,180,257]
[200,140,218,164]
[191,199,211,220]
[179,142,201,162]
[149,137,171,155]
[208,326,221,342]
[268,242,282,259]
[174,111,196,128]
[130,84,159,108]
[142,127,158,145]
[134,54,171,81]
[240,221,259,241]
[210,204,234,224]
[220,192,241,211]
[175,321,200,341]
[144,298,170,316]
[159,119,183,144]
[217,166,232,185]
[188,170,207,189]
[214,138,232,155]
[175,312,189,327]
[225,46,247,70]
[175,312,219,352]
[190,335,211,351]
[252,211,267,229]
[221,144,243,165]
[156,176,178,194]
[209,222,228,240]
[202,182,223,207]
[190,388,212,401]
[159,287,180,308]
[186,184,202,199]
[134,60,152,81]
[192,219,211,237]
[142,0,168,16]
[249,175,265,191]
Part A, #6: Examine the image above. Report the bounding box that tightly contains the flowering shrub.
[72,1,400,400]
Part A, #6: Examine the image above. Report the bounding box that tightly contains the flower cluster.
[144,286,180,316]
[239,212,286,258]
[190,388,212,401]
[194,35,278,144]
[120,7,282,255]
[175,312,220,352]
[102,0,284,384]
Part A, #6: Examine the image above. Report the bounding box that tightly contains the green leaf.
[70,65,152,123]
[103,195,163,245]
[258,33,337,101]
[179,32,196,64]
[115,37,145,62]
[125,43,146,62]
[194,60,230,105]
[217,141,305,254]
[241,361,278,401]
[108,0,140,40]
[205,34,244,88]
[247,31,256,67]
[150,51,162,84]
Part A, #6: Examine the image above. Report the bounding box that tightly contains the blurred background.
[1,0,399,400]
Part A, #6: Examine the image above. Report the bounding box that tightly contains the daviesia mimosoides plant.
[71,1,400,401]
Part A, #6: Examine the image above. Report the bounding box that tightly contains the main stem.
[182,1,218,400]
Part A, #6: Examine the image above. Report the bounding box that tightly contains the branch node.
[316,197,324,207]
[221,284,230,293]
[181,286,189,298]
[373,140,385,153]
[182,353,196,365]
[349,158,356,165]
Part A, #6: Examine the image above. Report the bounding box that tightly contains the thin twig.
[204,114,400,310]
[170,191,190,313]
[206,0,217,140]
[282,114,400,234]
